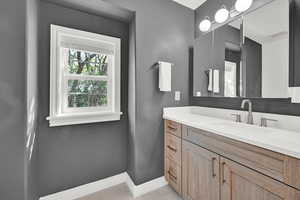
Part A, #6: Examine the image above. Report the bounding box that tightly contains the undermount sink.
[211,121,274,136]
[164,106,300,133]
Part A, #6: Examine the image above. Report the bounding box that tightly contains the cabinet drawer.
[165,120,182,137]
[165,158,181,194]
[183,126,285,183]
[166,133,182,165]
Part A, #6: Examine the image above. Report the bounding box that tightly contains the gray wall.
[127,18,137,181]
[39,0,194,189]
[36,0,193,196]
[105,0,194,184]
[26,0,40,199]
[244,38,262,97]
[0,0,26,199]
[38,2,129,196]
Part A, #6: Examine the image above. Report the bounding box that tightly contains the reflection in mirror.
[193,0,290,99]
[224,22,242,98]
[243,0,289,98]
[213,20,243,97]
[193,31,213,97]
[193,18,243,97]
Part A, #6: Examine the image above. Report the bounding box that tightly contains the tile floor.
[76,183,182,200]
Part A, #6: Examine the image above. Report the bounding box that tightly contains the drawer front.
[166,133,182,165]
[165,120,182,137]
[165,158,181,194]
[182,126,285,183]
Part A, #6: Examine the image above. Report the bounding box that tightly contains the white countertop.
[163,107,300,159]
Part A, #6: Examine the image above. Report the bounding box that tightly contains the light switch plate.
[175,91,181,101]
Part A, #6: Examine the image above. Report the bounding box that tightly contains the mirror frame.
[290,0,297,87]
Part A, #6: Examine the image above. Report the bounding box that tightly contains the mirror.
[212,20,243,97]
[193,0,290,98]
[243,0,289,98]
[193,31,213,97]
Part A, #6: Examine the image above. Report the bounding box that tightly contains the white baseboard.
[39,172,167,200]
[125,174,168,198]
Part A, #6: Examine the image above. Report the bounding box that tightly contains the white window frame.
[47,25,122,127]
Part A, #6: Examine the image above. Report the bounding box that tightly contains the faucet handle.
[231,114,242,123]
[260,117,278,127]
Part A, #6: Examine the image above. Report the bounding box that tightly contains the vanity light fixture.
[215,5,229,23]
[230,9,240,18]
[199,17,211,32]
[199,0,253,33]
[235,0,253,12]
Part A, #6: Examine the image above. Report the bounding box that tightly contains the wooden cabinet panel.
[165,120,300,200]
[183,126,285,182]
[165,133,182,165]
[165,157,181,194]
[165,120,182,137]
[221,157,300,200]
[284,156,300,190]
[182,140,220,200]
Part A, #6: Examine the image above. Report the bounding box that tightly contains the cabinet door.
[220,157,300,200]
[182,141,220,200]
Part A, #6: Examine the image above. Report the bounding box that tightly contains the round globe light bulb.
[235,0,253,12]
[215,7,229,23]
[199,18,211,32]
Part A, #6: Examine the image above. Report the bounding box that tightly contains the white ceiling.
[172,0,207,10]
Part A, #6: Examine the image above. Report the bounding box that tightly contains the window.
[47,25,121,127]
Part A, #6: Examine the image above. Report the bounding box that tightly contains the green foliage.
[68,49,108,76]
[68,80,107,108]
[66,49,109,108]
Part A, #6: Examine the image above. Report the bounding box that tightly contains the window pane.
[63,48,108,76]
[68,80,108,108]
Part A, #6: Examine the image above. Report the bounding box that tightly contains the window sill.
[46,112,123,127]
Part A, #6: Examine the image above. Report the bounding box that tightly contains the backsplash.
[190,96,300,116]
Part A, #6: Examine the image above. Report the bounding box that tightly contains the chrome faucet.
[241,99,254,125]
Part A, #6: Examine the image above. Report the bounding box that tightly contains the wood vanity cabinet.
[182,140,219,200]
[164,120,300,200]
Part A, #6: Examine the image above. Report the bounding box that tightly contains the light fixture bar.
[199,0,253,32]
